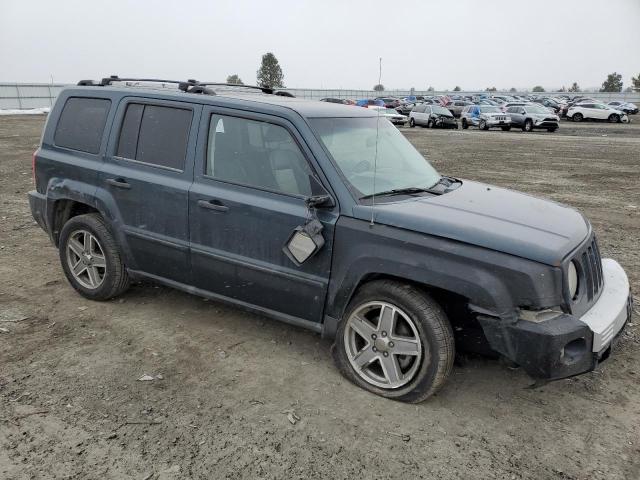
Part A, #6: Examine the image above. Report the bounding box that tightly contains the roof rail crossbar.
[200,83,275,95]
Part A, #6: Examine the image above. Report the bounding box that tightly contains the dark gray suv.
[29,77,632,402]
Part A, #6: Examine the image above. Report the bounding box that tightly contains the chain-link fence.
[1,83,638,109]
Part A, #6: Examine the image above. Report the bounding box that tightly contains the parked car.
[607,101,639,115]
[396,102,415,116]
[506,104,560,132]
[533,98,562,114]
[446,100,473,118]
[320,98,350,105]
[409,104,458,128]
[368,106,408,126]
[376,97,402,109]
[567,103,629,123]
[461,105,511,130]
[29,77,632,402]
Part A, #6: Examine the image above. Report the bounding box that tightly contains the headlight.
[568,261,578,300]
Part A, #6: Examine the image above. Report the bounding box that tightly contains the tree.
[600,72,623,92]
[427,86,434,92]
[485,87,497,92]
[631,73,640,91]
[568,82,581,93]
[453,86,461,91]
[256,52,284,88]
[532,85,545,92]
[226,74,243,85]
[373,84,384,91]
[509,87,517,92]
[559,86,567,92]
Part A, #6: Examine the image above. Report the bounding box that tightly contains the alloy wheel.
[66,229,106,289]
[344,301,423,389]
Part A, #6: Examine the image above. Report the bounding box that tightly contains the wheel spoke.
[83,232,91,252]
[378,305,395,334]
[68,238,84,257]
[390,336,421,356]
[92,254,106,268]
[349,314,376,340]
[353,347,377,370]
[72,260,86,277]
[380,354,402,385]
[87,266,100,287]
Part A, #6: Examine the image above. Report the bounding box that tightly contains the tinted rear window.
[54,97,111,154]
[116,103,192,170]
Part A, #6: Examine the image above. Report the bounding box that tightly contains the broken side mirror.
[283,219,325,265]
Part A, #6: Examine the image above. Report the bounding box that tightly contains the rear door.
[99,98,201,284]
[188,107,338,324]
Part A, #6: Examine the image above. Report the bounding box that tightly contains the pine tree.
[256,53,284,88]
[226,74,243,85]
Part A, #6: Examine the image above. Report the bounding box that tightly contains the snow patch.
[0,107,50,116]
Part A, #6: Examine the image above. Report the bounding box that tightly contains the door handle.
[106,178,131,189]
[198,199,229,212]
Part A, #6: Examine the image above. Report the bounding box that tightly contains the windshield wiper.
[360,187,433,200]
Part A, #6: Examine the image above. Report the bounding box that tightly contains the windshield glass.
[309,117,440,198]
[480,106,501,113]
[385,108,399,114]
[432,106,452,116]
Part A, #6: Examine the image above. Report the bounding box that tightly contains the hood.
[353,180,589,266]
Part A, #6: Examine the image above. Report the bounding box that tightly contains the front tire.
[479,119,488,130]
[461,119,468,129]
[59,213,130,301]
[333,280,455,403]
[427,119,434,128]
[608,114,620,123]
[409,118,415,128]
[523,119,533,132]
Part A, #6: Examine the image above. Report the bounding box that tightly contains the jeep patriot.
[28,77,632,402]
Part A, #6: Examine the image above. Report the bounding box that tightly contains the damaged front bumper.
[478,258,632,380]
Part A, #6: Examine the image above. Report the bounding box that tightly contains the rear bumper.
[28,190,48,233]
[478,259,632,380]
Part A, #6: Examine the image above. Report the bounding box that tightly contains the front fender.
[326,217,563,325]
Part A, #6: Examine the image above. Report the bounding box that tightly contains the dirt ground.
[1,115,639,480]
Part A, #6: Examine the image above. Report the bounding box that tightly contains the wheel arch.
[49,198,99,246]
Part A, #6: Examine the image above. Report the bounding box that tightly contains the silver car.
[505,104,560,132]
[460,105,511,131]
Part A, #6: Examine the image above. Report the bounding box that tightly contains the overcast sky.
[1,0,639,91]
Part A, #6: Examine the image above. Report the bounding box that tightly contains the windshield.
[309,117,440,198]
[480,106,501,113]
[432,106,452,116]
[385,108,400,115]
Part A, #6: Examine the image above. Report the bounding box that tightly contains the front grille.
[494,116,506,121]
[578,236,603,302]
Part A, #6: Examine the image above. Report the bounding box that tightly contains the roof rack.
[76,76,294,97]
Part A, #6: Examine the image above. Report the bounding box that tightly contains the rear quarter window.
[54,97,111,154]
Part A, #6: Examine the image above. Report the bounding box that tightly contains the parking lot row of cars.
[320,93,637,132]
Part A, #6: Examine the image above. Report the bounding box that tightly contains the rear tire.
[427,119,434,128]
[461,119,468,129]
[58,213,130,301]
[333,280,455,403]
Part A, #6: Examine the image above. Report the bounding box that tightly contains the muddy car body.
[29,78,632,402]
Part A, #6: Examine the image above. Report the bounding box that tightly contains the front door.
[188,108,337,324]
[99,98,201,284]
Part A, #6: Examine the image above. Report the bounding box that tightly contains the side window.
[414,105,425,113]
[116,103,192,170]
[54,97,111,154]
[206,114,313,197]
